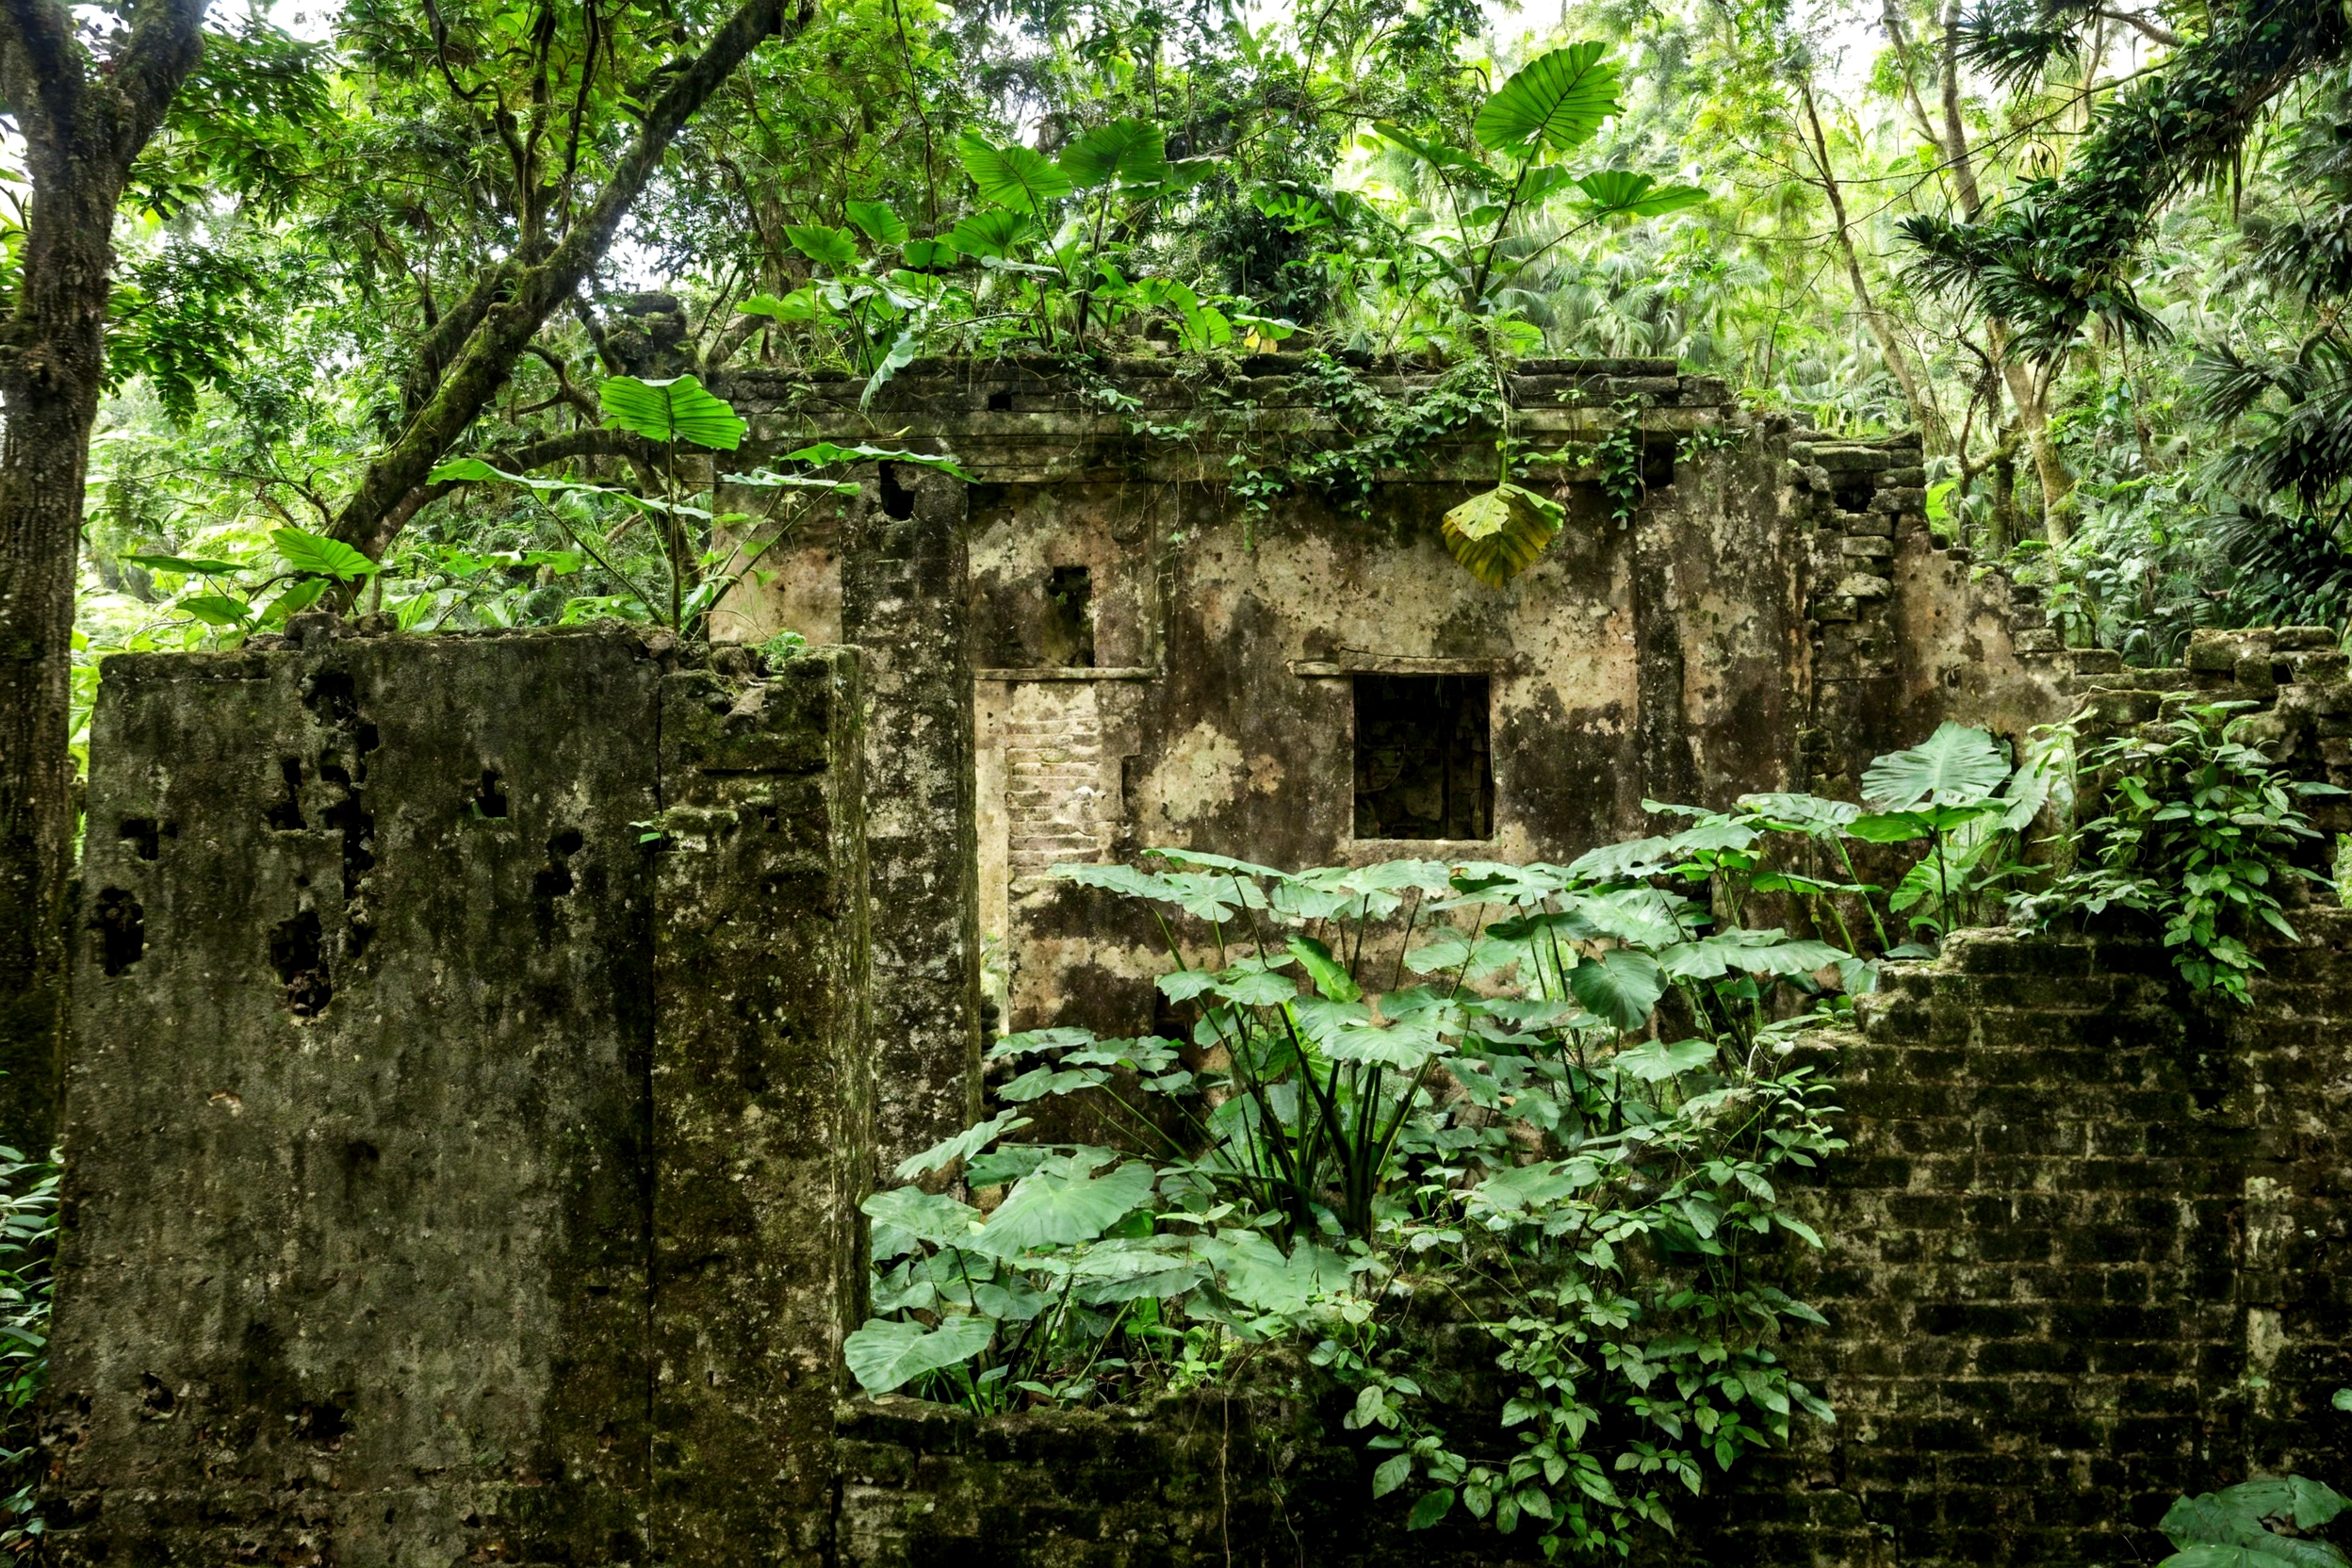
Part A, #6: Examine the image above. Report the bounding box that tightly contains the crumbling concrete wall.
[839,463,984,1176]
[710,359,1801,1037]
[48,626,872,1568]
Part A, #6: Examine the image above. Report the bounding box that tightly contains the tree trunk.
[0,0,209,1152]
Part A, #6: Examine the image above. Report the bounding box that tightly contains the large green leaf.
[1568,947,1663,1033]
[862,1185,982,1247]
[1576,170,1708,218]
[1286,935,1362,1003]
[974,1155,1156,1255]
[1472,42,1622,157]
[956,131,1072,211]
[598,374,747,449]
[780,442,975,482]
[120,552,248,576]
[845,201,909,246]
[1374,122,1507,192]
[1057,118,1168,188]
[784,222,859,270]
[842,1314,996,1394]
[1862,723,2010,810]
[947,206,1036,258]
[1441,482,1565,586]
[273,527,379,580]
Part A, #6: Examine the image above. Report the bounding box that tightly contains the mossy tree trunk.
[0,0,208,1152]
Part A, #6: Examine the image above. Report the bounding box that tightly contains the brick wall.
[1004,679,1114,887]
[823,921,2352,1568]
[1719,920,2352,1566]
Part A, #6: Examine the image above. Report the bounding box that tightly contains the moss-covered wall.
[47,625,871,1568]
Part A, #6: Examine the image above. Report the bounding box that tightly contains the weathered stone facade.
[49,627,871,1567]
[705,360,2095,1035]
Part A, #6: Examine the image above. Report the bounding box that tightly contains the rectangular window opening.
[1352,674,1493,841]
[1044,564,1095,668]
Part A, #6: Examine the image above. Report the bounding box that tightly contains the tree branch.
[330,0,808,562]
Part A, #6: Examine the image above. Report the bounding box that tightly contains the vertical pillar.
[839,461,983,1178]
[651,647,873,1568]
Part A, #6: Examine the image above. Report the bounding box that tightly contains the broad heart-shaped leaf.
[178,592,254,627]
[947,206,1036,258]
[1568,947,1664,1033]
[956,131,1072,211]
[740,286,828,321]
[273,527,379,580]
[599,374,747,450]
[892,1107,1034,1182]
[779,442,976,482]
[1614,1036,1717,1082]
[1441,483,1566,586]
[974,1155,1156,1256]
[1057,118,1168,188]
[1374,122,1508,192]
[843,1314,995,1394]
[784,222,859,270]
[902,237,961,270]
[1862,722,2010,810]
[1472,41,1621,157]
[845,200,909,246]
[861,1186,981,1246]
[1576,169,1708,218]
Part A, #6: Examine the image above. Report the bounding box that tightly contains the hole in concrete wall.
[1352,675,1494,841]
[534,828,580,902]
[474,770,509,819]
[300,668,359,725]
[295,1398,351,1449]
[139,1373,176,1418]
[878,462,918,520]
[1044,565,1096,668]
[269,910,332,1017]
[267,759,307,831]
[90,889,145,976]
[987,389,1014,412]
[119,818,160,861]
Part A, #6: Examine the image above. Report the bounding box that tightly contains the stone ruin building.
[35,357,2352,1567]
[707,356,2095,1036]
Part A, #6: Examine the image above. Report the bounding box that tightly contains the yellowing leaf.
[1440,483,1566,586]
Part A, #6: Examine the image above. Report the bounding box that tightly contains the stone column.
[839,461,984,1178]
[651,647,873,1568]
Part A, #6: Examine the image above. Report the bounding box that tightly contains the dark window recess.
[1353,675,1494,841]
[1042,565,1095,668]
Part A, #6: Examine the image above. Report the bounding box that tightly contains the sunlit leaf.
[1473,42,1621,156]
[272,527,379,580]
[956,132,1072,211]
[599,374,747,449]
[845,201,909,246]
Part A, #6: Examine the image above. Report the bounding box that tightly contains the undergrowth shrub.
[0,1148,58,1557]
[2014,699,2344,1002]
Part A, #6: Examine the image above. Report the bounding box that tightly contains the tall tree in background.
[0,0,211,1153]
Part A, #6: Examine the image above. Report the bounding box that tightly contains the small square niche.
[1352,675,1493,841]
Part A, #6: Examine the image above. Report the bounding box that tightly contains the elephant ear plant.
[847,825,1859,1560]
